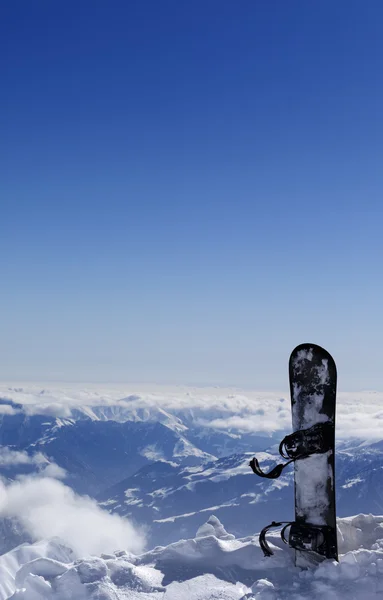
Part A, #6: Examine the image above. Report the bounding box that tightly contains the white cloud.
[0,404,20,416]
[0,448,46,467]
[0,476,145,557]
[0,448,68,482]
[0,383,382,440]
[39,462,67,479]
[199,414,288,434]
[24,403,72,418]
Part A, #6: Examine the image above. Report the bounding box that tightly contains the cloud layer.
[1,383,383,440]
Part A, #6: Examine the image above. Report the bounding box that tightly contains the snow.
[153,502,240,524]
[185,456,255,484]
[164,575,247,599]
[1,382,383,598]
[139,445,165,462]
[196,515,235,540]
[0,539,74,600]
[341,477,363,489]
[1,514,383,599]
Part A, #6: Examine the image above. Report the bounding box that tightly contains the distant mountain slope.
[337,444,383,517]
[99,452,295,546]
[1,392,383,552]
[0,410,214,495]
[99,444,383,548]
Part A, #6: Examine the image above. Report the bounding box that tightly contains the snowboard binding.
[259,520,337,559]
[249,421,334,479]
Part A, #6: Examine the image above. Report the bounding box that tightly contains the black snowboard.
[289,343,338,566]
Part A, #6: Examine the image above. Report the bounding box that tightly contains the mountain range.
[0,392,382,551]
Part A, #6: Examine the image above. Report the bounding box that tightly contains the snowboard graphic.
[250,343,338,567]
[289,343,338,567]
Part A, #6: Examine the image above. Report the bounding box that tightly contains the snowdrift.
[1,514,382,599]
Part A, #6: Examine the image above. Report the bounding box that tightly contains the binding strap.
[259,521,293,557]
[249,456,295,479]
[250,422,333,479]
[259,521,334,557]
[280,522,292,545]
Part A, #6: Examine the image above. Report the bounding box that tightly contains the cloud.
[0,448,67,481]
[1,384,383,440]
[38,462,67,479]
[0,448,47,467]
[0,476,145,557]
[198,414,289,434]
[0,404,20,416]
[24,403,73,418]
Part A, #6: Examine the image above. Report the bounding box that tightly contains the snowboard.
[289,343,338,567]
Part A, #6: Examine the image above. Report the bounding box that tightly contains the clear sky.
[1,1,383,390]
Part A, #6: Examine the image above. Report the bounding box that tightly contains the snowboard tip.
[289,343,335,363]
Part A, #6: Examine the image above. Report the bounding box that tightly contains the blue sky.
[1,1,383,389]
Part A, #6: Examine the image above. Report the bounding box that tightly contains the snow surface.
[1,514,383,599]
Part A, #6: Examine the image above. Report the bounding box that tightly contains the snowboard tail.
[259,520,337,560]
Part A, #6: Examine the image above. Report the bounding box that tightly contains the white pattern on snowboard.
[292,383,330,429]
[295,452,333,525]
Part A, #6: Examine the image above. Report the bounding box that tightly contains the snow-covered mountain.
[1,514,383,599]
[0,384,382,600]
[337,441,383,517]
[0,403,214,495]
[1,387,383,550]
[98,443,383,548]
[98,452,294,547]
